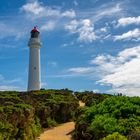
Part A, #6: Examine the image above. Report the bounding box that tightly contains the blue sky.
[0,0,140,96]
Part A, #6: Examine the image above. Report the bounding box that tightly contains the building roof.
[31,27,39,33]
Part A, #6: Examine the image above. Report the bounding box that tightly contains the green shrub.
[102,132,127,140]
[31,117,42,137]
[0,89,79,140]
[127,127,140,140]
[74,91,111,106]
[88,114,118,139]
[0,121,19,140]
[74,96,140,140]
[46,117,57,127]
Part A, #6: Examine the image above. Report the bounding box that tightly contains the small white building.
[27,27,41,91]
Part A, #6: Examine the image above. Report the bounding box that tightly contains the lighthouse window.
[34,67,36,70]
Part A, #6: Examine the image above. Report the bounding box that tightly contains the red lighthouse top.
[30,26,40,38]
[31,26,39,33]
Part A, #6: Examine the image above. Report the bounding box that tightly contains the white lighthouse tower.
[27,27,41,91]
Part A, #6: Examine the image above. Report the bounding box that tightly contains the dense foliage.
[74,96,140,140]
[1,90,140,140]
[75,91,111,106]
[0,89,79,140]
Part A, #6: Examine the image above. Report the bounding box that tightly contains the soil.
[37,122,74,140]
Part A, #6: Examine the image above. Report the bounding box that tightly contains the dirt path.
[37,101,84,140]
[79,101,85,107]
[37,122,74,140]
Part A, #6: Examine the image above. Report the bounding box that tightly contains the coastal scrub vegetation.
[74,92,140,140]
[0,89,79,140]
[0,89,140,140]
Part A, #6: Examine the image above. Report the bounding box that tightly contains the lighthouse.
[27,27,41,91]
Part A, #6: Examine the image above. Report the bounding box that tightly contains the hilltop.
[0,90,140,140]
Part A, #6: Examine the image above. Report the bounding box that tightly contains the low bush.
[0,89,79,140]
[74,96,140,140]
[102,132,127,140]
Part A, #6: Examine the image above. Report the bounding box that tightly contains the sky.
[0,0,140,96]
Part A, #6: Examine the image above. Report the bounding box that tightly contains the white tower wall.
[28,36,41,91]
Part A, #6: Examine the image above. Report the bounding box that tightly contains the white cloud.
[21,1,45,15]
[117,16,140,27]
[61,41,74,48]
[46,67,95,79]
[20,1,60,19]
[73,0,78,6]
[114,28,140,41]
[65,19,96,42]
[90,45,140,96]
[5,78,22,84]
[0,74,4,81]
[89,3,123,22]
[90,55,114,65]
[65,20,78,33]
[0,74,22,84]
[0,22,26,39]
[47,61,57,67]
[109,87,140,96]
[76,2,122,23]
[93,89,100,93]
[100,27,107,32]
[21,0,76,19]
[41,82,47,87]
[68,67,94,74]
[40,21,56,31]
[96,3,122,18]
[61,10,76,18]
[0,74,23,91]
[0,85,20,91]
[78,19,96,42]
[47,73,85,78]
